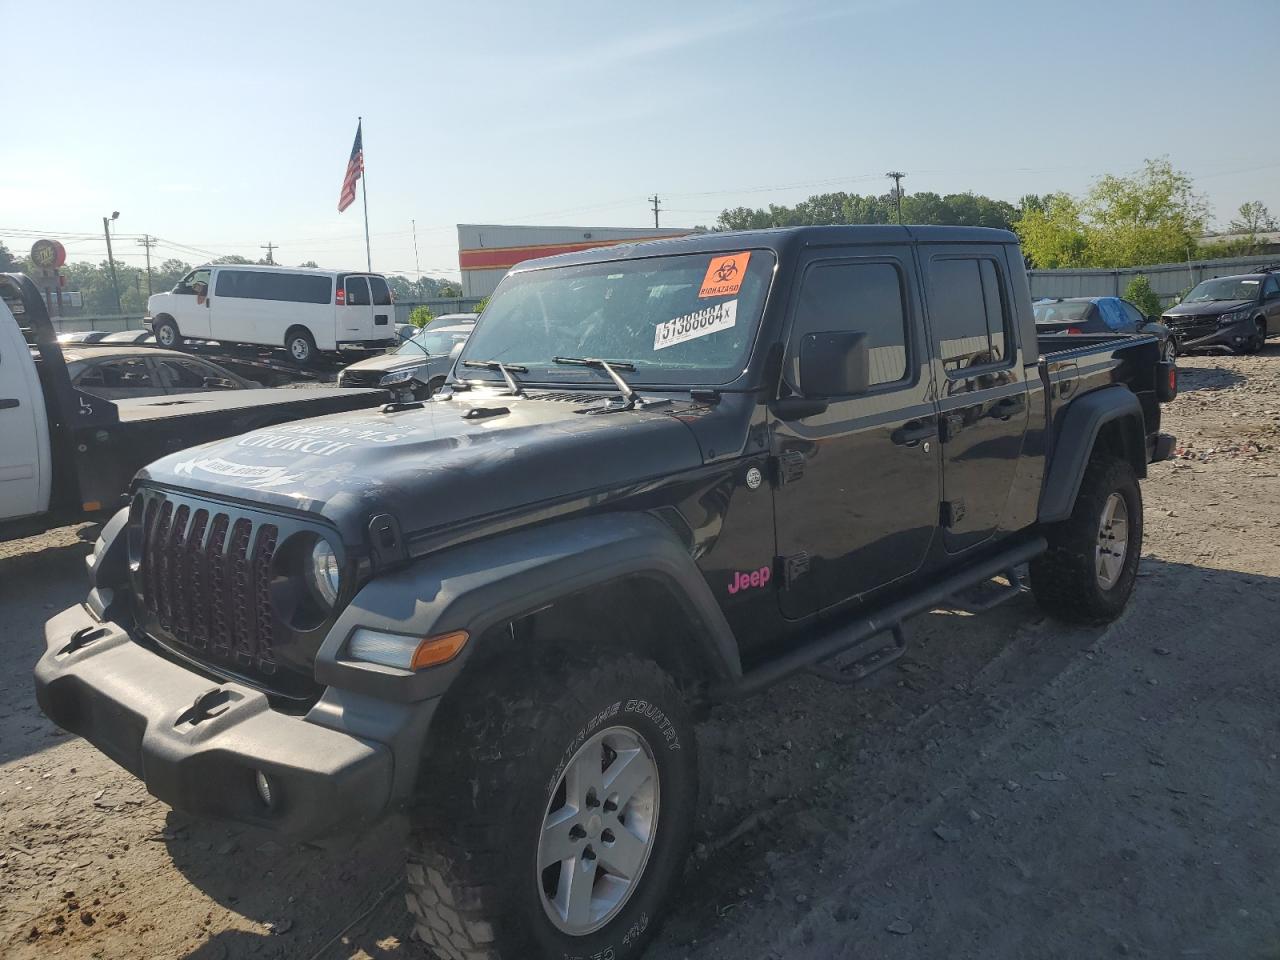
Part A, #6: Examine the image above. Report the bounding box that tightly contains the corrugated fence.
[1029,254,1280,306]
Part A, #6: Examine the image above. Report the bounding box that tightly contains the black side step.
[808,624,907,686]
[941,567,1028,615]
[711,535,1047,701]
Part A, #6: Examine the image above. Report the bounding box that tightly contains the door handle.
[891,420,938,446]
[990,395,1025,421]
[0,398,18,410]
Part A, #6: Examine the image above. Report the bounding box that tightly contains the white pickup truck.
[0,273,389,540]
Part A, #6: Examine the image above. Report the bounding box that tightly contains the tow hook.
[175,687,233,727]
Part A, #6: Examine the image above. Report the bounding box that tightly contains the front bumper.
[1170,318,1255,352]
[34,604,429,838]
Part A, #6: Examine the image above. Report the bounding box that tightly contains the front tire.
[407,654,697,960]
[286,327,317,365]
[1030,455,1143,625]
[154,316,181,348]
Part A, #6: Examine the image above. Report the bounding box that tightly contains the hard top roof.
[508,224,1018,273]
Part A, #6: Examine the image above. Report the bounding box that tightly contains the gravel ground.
[2,348,1279,960]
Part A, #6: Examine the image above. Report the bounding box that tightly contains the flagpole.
[359,116,371,271]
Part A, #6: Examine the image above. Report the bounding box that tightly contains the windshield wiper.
[460,359,528,395]
[552,356,642,407]
[397,328,431,358]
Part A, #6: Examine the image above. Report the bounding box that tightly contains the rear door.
[921,246,1029,553]
[772,246,941,619]
[1262,275,1280,332]
[0,305,48,520]
[368,275,394,341]
[341,276,374,343]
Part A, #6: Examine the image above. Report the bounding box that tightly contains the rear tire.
[406,653,697,960]
[1030,455,1143,625]
[1161,338,1176,363]
[286,327,317,365]
[154,317,181,348]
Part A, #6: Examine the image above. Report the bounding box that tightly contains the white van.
[145,265,396,363]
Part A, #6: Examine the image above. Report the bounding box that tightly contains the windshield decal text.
[698,252,751,298]
[653,299,737,351]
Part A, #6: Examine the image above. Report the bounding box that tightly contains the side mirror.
[799,330,870,397]
[1146,314,1161,324]
[202,376,236,389]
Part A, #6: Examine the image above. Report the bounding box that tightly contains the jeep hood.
[138,394,707,539]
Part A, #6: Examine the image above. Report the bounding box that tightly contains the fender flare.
[1039,386,1146,524]
[316,511,742,702]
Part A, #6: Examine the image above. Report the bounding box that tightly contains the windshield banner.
[654,299,737,351]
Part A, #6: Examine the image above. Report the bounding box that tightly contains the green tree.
[1228,200,1277,235]
[1015,158,1207,269]
[0,242,19,273]
[1124,276,1162,317]
[212,254,253,265]
[297,260,320,268]
[409,304,435,328]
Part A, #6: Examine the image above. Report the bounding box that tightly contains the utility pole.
[649,194,661,229]
[885,171,906,224]
[102,211,122,314]
[260,241,277,265]
[412,219,421,277]
[136,234,156,296]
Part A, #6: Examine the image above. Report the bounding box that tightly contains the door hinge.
[780,552,810,589]
[774,449,806,485]
[940,500,966,527]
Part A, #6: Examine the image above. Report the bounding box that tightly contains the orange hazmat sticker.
[698,252,751,298]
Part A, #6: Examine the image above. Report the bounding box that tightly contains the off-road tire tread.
[405,654,687,960]
[1030,455,1141,625]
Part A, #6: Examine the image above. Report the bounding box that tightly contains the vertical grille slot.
[252,525,279,674]
[207,514,232,657]
[152,501,174,631]
[228,519,254,666]
[185,509,210,650]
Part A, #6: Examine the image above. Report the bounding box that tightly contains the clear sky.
[3,0,1278,279]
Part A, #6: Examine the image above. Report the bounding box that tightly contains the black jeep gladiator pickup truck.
[35,226,1177,960]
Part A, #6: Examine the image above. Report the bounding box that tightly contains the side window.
[928,257,1011,373]
[1264,276,1279,299]
[1119,300,1147,329]
[177,269,210,295]
[215,270,250,298]
[368,276,392,306]
[156,358,211,388]
[82,358,156,389]
[345,277,371,306]
[790,261,909,391]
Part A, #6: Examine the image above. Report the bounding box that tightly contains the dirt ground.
[3,348,1280,960]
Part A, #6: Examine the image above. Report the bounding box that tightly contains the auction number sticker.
[654,299,737,351]
[698,252,751,298]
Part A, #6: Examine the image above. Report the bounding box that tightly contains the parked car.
[1160,270,1280,354]
[56,330,109,344]
[34,226,1178,960]
[145,264,397,363]
[337,315,477,397]
[96,329,156,344]
[61,345,261,400]
[1035,296,1175,361]
[0,273,390,538]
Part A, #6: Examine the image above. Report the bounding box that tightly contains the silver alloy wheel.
[290,338,310,361]
[536,725,660,936]
[157,323,176,347]
[1162,339,1176,362]
[1095,491,1129,590]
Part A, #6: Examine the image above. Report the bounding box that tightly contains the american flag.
[337,122,363,213]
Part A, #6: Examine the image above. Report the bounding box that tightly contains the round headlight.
[308,539,340,607]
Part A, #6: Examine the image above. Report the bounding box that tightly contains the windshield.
[1182,277,1261,303]
[396,326,473,356]
[457,250,775,386]
[1034,301,1092,323]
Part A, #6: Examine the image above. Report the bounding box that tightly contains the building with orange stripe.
[458,224,695,298]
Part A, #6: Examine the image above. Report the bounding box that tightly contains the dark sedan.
[337,317,476,398]
[1161,272,1280,354]
[1034,296,1175,361]
[62,345,260,400]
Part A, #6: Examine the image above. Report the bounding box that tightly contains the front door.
[0,315,46,520]
[920,247,1029,553]
[772,248,941,619]
[174,268,212,339]
[342,276,374,343]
